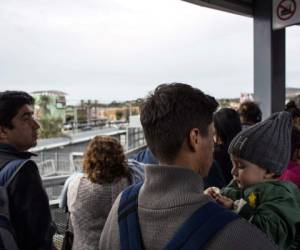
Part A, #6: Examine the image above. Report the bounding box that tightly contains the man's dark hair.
[238,101,262,125]
[0,91,35,129]
[213,108,241,149]
[285,100,300,119]
[140,83,218,162]
[291,127,300,159]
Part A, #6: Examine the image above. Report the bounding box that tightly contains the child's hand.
[204,187,234,209]
[204,187,221,199]
[215,194,234,209]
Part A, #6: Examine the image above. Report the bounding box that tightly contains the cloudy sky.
[0,0,300,104]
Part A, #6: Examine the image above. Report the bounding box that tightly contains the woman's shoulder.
[68,172,85,190]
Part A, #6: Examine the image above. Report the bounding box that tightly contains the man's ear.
[0,125,8,140]
[187,128,200,152]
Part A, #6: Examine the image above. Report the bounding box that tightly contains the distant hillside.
[286,87,300,99]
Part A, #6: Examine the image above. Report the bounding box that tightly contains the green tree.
[115,110,123,120]
[39,117,63,138]
[109,100,122,107]
[38,95,51,117]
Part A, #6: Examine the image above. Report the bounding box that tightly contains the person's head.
[285,100,300,130]
[230,156,277,188]
[0,91,40,151]
[228,111,292,188]
[238,101,262,125]
[82,136,128,184]
[140,83,218,176]
[290,127,300,164]
[213,108,241,149]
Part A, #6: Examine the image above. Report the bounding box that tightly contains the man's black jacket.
[0,144,55,250]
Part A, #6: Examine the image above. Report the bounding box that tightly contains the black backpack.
[0,159,29,250]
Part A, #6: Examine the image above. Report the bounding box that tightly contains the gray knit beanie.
[228,111,292,175]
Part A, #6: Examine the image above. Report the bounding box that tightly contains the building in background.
[240,92,254,103]
[286,88,300,102]
[31,90,67,138]
[32,90,67,122]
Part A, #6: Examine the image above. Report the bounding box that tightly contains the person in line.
[207,112,300,249]
[238,101,262,130]
[129,146,158,164]
[59,147,145,211]
[99,83,277,250]
[0,91,55,249]
[67,136,144,250]
[213,108,241,184]
[285,100,300,130]
[280,127,300,188]
[130,146,226,189]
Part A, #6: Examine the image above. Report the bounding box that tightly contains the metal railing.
[43,144,146,206]
[38,127,145,207]
[36,128,144,177]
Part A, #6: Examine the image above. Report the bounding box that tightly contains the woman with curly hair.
[67,136,143,250]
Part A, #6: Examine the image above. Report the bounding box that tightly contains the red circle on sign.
[277,0,297,20]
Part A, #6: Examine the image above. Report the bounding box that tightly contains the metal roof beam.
[253,0,286,117]
[182,0,253,17]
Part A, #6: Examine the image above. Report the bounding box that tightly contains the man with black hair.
[0,91,55,249]
[99,83,276,250]
[238,101,262,130]
[285,100,300,130]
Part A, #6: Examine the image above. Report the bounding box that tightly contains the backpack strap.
[118,182,144,250]
[118,185,239,250]
[163,201,240,250]
[0,159,31,188]
[0,159,30,250]
[0,159,30,218]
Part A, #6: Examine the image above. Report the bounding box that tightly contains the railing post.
[55,151,58,172]
[126,127,129,151]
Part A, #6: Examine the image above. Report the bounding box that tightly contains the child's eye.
[235,161,245,169]
[236,163,245,169]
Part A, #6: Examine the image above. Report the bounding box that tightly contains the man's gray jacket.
[99,165,278,250]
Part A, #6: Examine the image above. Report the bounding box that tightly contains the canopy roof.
[183,0,253,17]
[181,0,290,117]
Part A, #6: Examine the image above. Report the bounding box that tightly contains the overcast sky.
[0,0,300,104]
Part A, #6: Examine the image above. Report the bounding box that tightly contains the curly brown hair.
[83,136,129,184]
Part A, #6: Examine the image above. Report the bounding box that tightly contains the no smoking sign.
[277,0,297,20]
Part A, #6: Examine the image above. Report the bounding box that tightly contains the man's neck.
[159,153,197,174]
[0,143,18,151]
[0,143,35,159]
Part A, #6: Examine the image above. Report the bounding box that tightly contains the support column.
[253,0,286,118]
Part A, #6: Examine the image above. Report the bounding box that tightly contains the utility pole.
[74,106,78,133]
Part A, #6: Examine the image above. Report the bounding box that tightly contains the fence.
[37,128,145,203]
[35,127,144,177]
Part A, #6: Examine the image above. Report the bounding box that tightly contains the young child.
[206,111,300,250]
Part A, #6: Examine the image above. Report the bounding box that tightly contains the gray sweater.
[68,175,130,250]
[99,165,278,250]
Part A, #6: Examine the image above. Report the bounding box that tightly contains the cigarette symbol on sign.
[277,0,297,20]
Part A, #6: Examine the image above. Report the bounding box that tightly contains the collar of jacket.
[0,143,37,159]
